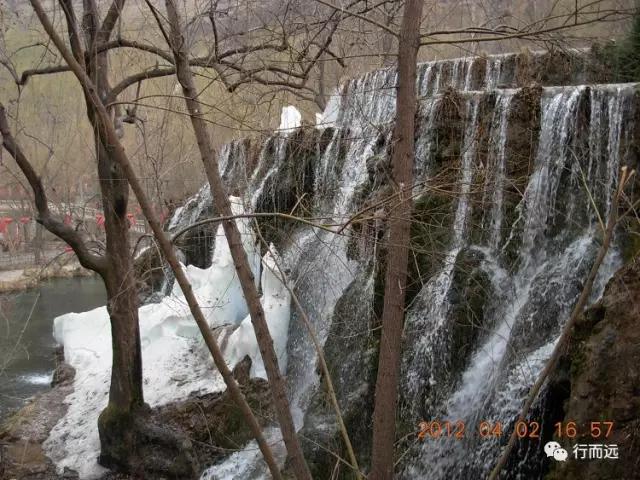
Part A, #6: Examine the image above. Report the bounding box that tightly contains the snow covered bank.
[44,197,292,479]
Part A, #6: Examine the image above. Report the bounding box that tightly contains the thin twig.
[254,225,364,480]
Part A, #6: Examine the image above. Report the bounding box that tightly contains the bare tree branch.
[313,0,398,36]
[25,1,283,476]
[17,64,71,85]
[98,0,126,43]
[0,104,106,273]
[58,0,85,65]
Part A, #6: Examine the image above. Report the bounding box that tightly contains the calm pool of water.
[0,276,106,420]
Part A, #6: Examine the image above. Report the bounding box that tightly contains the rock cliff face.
[545,257,640,480]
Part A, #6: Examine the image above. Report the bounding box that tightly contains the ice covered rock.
[317,89,341,128]
[224,245,291,379]
[278,105,302,132]
[45,196,260,479]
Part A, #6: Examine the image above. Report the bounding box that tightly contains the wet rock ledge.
[546,256,640,480]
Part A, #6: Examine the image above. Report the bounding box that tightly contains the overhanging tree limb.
[25,1,283,477]
[161,1,312,478]
[0,105,106,274]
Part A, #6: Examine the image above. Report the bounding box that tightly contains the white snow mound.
[224,244,291,378]
[44,197,288,479]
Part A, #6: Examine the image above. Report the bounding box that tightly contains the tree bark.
[161,2,312,479]
[24,1,283,478]
[369,1,423,479]
[78,6,147,465]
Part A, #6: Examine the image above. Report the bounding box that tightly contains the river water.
[0,276,106,421]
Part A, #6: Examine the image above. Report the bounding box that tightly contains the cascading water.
[399,83,635,479]
[483,91,514,249]
[161,48,637,479]
[202,65,400,480]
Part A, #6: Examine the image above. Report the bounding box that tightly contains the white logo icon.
[544,441,568,462]
[553,448,568,461]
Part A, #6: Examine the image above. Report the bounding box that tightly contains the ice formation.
[224,245,291,378]
[277,105,302,132]
[316,89,341,128]
[44,197,289,479]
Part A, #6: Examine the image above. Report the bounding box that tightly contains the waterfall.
[157,50,638,480]
[452,96,480,242]
[401,92,500,425]
[201,63,397,480]
[414,96,441,177]
[485,57,503,90]
[484,91,514,249]
[250,136,288,209]
[167,184,212,231]
[399,83,635,479]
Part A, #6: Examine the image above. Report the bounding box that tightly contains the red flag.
[0,217,12,234]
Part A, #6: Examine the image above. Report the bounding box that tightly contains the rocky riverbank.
[0,262,94,294]
[0,356,273,480]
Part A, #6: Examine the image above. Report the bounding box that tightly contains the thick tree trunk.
[84,28,145,471]
[370,1,423,479]
[97,270,144,469]
[25,2,281,477]
[93,124,144,467]
[163,3,312,479]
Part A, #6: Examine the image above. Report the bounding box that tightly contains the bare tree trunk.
[33,222,43,264]
[22,2,284,478]
[161,2,312,479]
[369,1,423,478]
[75,9,147,466]
[94,132,145,468]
